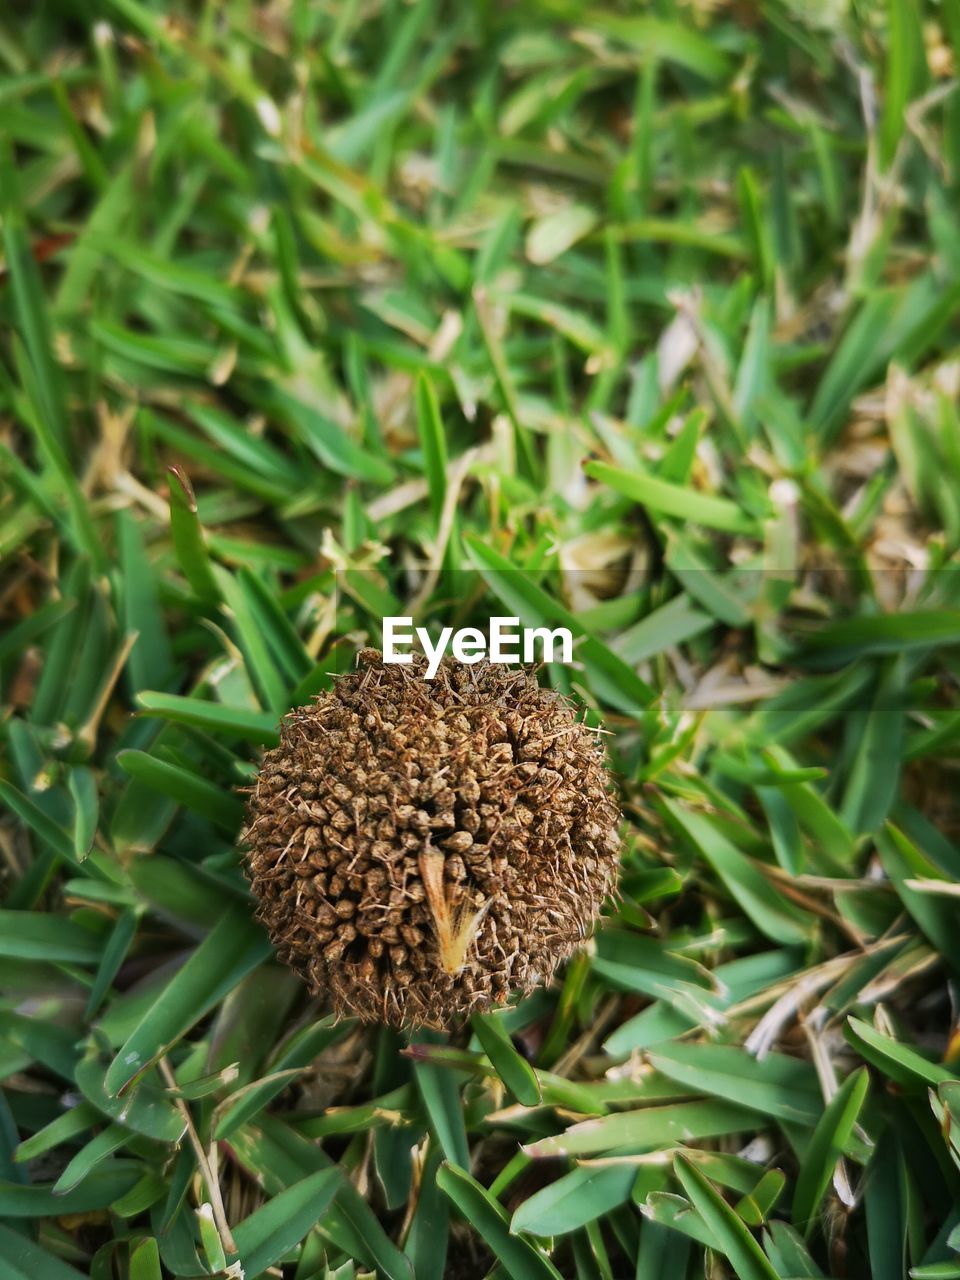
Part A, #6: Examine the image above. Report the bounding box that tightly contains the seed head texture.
[243,650,621,1028]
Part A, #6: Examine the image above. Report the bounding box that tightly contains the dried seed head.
[242,649,621,1028]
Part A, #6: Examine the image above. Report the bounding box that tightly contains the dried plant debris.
[244,650,620,1027]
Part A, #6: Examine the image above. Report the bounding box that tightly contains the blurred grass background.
[2,1,960,1277]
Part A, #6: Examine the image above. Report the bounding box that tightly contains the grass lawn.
[2,1,960,1277]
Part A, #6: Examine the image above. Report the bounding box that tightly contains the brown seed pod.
[242,649,621,1029]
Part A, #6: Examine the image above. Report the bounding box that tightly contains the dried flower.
[243,649,621,1028]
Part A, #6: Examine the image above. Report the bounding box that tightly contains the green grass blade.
[105,904,273,1096]
[415,371,449,527]
[584,460,759,535]
[792,1067,869,1233]
[230,1168,339,1274]
[437,1162,564,1280]
[471,1013,541,1107]
[674,1155,782,1280]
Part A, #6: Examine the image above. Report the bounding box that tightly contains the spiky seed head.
[242,649,621,1029]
